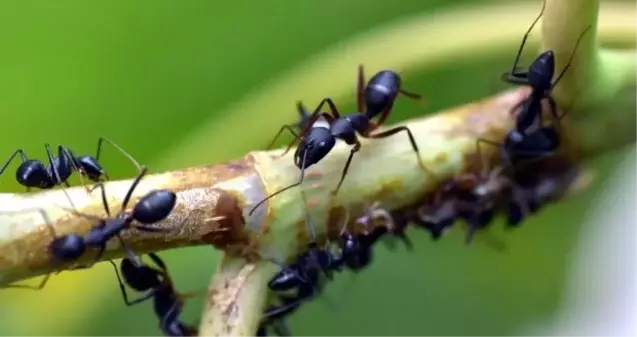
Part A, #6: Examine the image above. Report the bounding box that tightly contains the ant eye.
[319,141,325,147]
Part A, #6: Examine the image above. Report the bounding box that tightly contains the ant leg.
[58,145,92,191]
[95,137,143,174]
[292,102,312,131]
[45,144,64,186]
[475,138,502,175]
[265,124,303,153]
[311,97,342,119]
[369,100,395,130]
[273,103,335,157]
[331,140,361,196]
[108,260,156,306]
[551,25,593,90]
[262,299,303,321]
[249,150,310,216]
[368,126,437,179]
[357,64,366,113]
[0,149,29,177]
[116,235,143,264]
[501,0,546,84]
[89,244,107,267]
[147,252,168,271]
[120,166,149,210]
[398,88,422,100]
[133,224,170,232]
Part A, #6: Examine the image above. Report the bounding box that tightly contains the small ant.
[7,167,176,290]
[263,198,342,324]
[0,137,140,192]
[477,0,592,167]
[110,253,199,336]
[249,65,427,216]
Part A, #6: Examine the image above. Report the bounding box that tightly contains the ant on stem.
[477,0,592,168]
[5,167,176,290]
[110,253,199,336]
[249,65,429,216]
[0,137,140,192]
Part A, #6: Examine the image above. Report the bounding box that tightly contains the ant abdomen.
[293,127,335,169]
[16,161,50,188]
[528,51,555,91]
[50,234,86,261]
[132,190,177,224]
[364,70,401,116]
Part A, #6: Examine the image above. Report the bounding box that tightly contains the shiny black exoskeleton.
[477,0,591,167]
[69,137,142,184]
[0,137,141,192]
[60,167,175,264]
[250,66,426,216]
[110,253,198,336]
[0,145,75,191]
[8,168,176,291]
[248,102,336,216]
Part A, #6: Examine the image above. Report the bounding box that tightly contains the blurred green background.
[0,0,633,335]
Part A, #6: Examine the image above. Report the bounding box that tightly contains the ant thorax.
[310,116,330,129]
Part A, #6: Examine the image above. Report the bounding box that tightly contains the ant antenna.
[299,191,317,244]
[550,25,593,90]
[339,208,351,236]
[249,151,309,216]
[118,166,149,214]
[95,137,143,173]
[57,187,104,222]
[505,0,547,78]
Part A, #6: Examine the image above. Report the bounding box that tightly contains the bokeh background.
[0,0,634,335]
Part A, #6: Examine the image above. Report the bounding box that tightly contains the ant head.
[120,258,162,291]
[76,155,104,181]
[50,233,85,261]
[528,51,555,91]
[132,190,177,224]
[294,127,335,169]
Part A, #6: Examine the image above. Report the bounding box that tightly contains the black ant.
[263,203,342,325]
[6,167,176,290]
[110,253,198,336]
[477,0,592,167]
[0,137,140,192]
[249,65,427,216]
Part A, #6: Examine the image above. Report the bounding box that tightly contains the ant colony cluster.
[1,138,196,335]
[0,0,591,336]
[255,0,591,334]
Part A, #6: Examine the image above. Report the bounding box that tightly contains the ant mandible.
[249,65,427,216]
[110,253,199,336]
[477,0,591,167]
[0,137,140,192]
